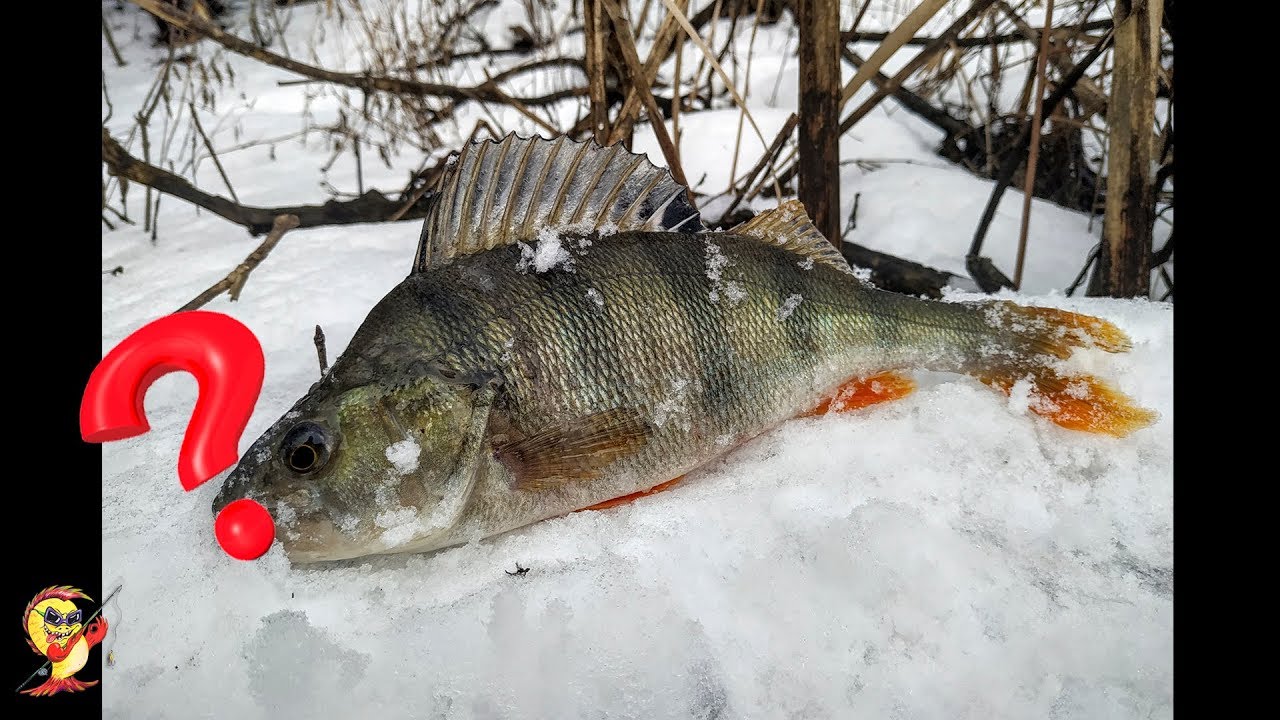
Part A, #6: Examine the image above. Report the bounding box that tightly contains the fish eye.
[281,422,333,475]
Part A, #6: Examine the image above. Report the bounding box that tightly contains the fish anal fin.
[978,367,1157,437]
[730,199,857,276]
[800,371,916,418]
[494,408,653,490]
[577,475,686,513]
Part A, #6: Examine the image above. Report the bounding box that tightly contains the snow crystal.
[585,287,604,307]
[720,280,747,305]
[517,228,575,273]
[375,507,424,548]
[703,240,729,282]
[798,257,815,270]
[852,265,873,282]
[652,378,691,429]
[704,241,744,304]
[384,439,420,475]
[777,293,804,321]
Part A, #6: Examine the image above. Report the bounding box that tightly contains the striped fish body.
[363,231,1010,549]
[214,134,1153,563]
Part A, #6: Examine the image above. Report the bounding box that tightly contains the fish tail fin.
[970,301,1156,437]
[975,366,1157,437]
[978,300,1135,358]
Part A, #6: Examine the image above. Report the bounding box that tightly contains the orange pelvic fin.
[980,368,1157,437]
[578,475,685,512]
[800,371,915,418]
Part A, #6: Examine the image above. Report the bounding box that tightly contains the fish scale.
[214,134,1155,563]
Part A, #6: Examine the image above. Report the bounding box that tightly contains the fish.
[212,134,1156,563]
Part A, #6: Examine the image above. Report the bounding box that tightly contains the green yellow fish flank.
[213,135,1154,563]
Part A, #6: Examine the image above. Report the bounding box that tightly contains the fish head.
[213,356,490,563]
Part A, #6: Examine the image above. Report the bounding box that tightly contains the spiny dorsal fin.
[730,199,855,276]
[413,134,704,272]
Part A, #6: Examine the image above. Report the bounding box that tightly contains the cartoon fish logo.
[18,586,109,696]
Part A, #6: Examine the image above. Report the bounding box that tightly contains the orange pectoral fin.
[578,475,685,512]
[800,372,915,418]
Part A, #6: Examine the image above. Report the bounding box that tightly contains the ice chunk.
[384,439,420,475]
[518,228,575,273]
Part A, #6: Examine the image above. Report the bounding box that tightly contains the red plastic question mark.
[81,311,275,560]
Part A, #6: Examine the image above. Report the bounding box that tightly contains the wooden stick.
[838,0,950,108]
[1096,0,1163,297]
[601,0,689,188]
[103,129,437,235]
[797,0,841,245]
[177,215,301,312]
[314,325,329,377]
[188,102,240,204]
[102,11,127,67]
[1012,0,1054,290]
[722,112,798,220]
[839,0,998,135]
[129,0,585,108]
[584,0,609,144]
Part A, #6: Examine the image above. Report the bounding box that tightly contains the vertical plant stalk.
[102,12,127,67]
[188,102,240,204]
[583,0,610,143]
[1012,0,1054,289]
[797,0,841,245]
[728,0,768,193]
[600,0,690,188]
[1094,0,1164,297]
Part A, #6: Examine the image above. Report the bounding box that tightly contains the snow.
[777,293,804,321]
[519,228,576,273]
[101,3,1171,719]
[384,439,421,476]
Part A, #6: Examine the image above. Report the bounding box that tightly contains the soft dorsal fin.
[413,134,704,272]
[729,199,856,276]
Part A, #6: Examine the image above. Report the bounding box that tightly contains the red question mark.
[82,311,275,560]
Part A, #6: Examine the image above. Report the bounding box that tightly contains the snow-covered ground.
[101,2,1172,718]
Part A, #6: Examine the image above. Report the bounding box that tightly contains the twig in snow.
[102,12,127,67]
[128,0,586,109]
[314,325,329,377]
[841,18,1112,48]
[102,130,437,235]
[600,0,690,190]
[843,192,861,237]
[838,0,998,135]
[188,102,239,204]
[721,112,797,221]
[967,26,1116,292]
[1065,244,1101,297]
[177,214,300,312]
[1013,0,1055,290]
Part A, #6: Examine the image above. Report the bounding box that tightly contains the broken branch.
[129,0,586,108]
[178,214,300,312]
[103,129,436,235]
